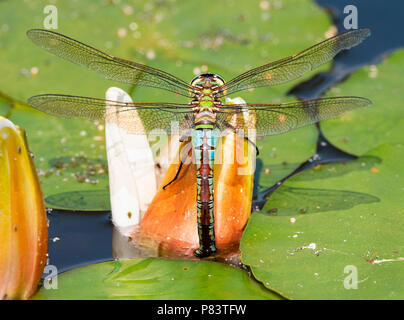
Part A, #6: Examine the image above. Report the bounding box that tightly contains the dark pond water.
[46,210,112,274]
[44,0,404,274]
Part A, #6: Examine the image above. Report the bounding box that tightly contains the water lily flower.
[136,97,256,257]
[0,117,48,299]
[105,87,256,257]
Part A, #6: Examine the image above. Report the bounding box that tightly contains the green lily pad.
[45,190,111,211]
[33,258,282,300]
[241,143,404,299]
[0,94,12,117]
[322,50,404,155]
[0,0,332,206]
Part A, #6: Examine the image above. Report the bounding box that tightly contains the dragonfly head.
[190,73,225,88]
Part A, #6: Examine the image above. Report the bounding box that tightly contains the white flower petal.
[105,87,157,230]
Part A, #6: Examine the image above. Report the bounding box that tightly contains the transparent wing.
[216,96,371,136]
[27,29,193,97]
[218,29,371,97]
[28,94,195,135]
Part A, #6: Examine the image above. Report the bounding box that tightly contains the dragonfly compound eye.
[190,73,225,87]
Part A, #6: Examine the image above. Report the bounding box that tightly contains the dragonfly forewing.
[27,29,193,97]
[218,29,371,97]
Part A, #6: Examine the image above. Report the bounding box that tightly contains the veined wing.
[27,29,193,97]
[216,96,371,136]
[218,29,371,97]
[28,94,195,135]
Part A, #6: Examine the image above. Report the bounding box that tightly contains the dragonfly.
[27,28,371,257]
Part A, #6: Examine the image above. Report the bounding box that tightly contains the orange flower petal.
[0,117,48,299]
[136,130,255,257]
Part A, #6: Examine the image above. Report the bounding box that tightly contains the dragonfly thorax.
[190,73,224,127]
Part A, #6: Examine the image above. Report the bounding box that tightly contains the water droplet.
[122,5,134,15]
[259,0,270,10]
[129,22,138,31]
[146,49,156,60]
[117,28,127,38]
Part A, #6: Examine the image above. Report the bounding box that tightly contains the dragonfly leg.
[244,137,259,156]
[162,138,191,190]
[219,121,259,156]
[162,160,184,190]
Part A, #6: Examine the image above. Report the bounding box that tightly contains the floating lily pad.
[33,258,282,300]
[241,143,404,299]
[322,50,404,155]
[0,95,12,117]
[45,190,111,211]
